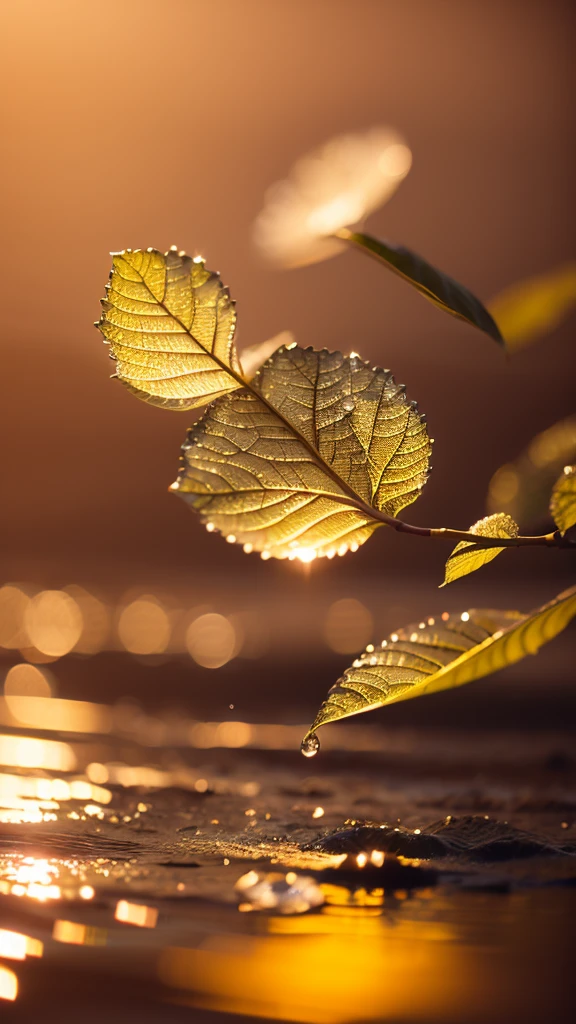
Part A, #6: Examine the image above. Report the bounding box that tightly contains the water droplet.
[301,733,320,758]
[342,397,355,414]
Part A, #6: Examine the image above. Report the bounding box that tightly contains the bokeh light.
[24,590,83,658]
[0,585,31,649]
[117,596,171,655]
[65,585,111,654]
[323,598,373,654]
[0,735,76,771]
[0,965,17,1002]
[115,900,158,928]
[4,663,52,700]
[186,613,237,669]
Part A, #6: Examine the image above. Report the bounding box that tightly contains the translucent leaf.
[173,344,431,560]
[302,585,576,749]
[441,513,519,586]
[97,247,241,411]
[239,331,295,381]
[489,263,576,351]
[253,126,411,268]
[487,416,576,529]
[342,232,503,345]
[550,465,576,534]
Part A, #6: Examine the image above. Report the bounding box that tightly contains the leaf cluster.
[96,204,575,752]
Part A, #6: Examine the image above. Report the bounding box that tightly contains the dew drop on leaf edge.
[301,733,320,758]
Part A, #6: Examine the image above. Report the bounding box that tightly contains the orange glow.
[53,920,106,945]
[186,613,236,668]
[0,965,18,1002]
[0,695,111,734]
[117,596,171,655]
[0,734,76,771]
[24,590,83,657]
[323,598,373,654]
[115,900,158,928]
[159,911,469,1023]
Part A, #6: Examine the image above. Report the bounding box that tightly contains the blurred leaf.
[341,232,503,345]
[489,263,576,351]
[441,513,518,587]
[302,585,576,745]
[550,465,576,534]
[239,331,295,381]
[487,416,576,529]
[97,247,241,411]
[173,344,431,560]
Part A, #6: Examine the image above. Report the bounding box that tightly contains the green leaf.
[550,465,576,534]
[301,585,576,753]
[97,247,241,411]
[489,262,576,351]
[441,513,519,586]
[172,344,431,561]
[341,231,503,345]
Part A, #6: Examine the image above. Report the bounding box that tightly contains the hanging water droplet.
[301,733,320,758]
[342,396,355,413]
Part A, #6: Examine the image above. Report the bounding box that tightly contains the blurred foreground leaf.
[302,585,576,747]
[340,231,503,345]
[489,263,576,351]
[97,247,241,410]
[550,465,576,534]
[487,416,576,528]
[173,344,431,560]
[441,513,518,586]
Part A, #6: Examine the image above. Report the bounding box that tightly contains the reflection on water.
[0,647,573,1019]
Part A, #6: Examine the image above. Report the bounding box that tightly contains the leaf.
[489,262,576,351]
[341,232,503,345]
[550,465,576,534]
[239,331,295,381]
[173,344,431,560]
[487,416,576,529]
[441,513,519,586]
[253,126,412,268]
[301,585,576,750]
[97,247,241,411]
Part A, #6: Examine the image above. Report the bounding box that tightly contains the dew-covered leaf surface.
[174,344,431,560]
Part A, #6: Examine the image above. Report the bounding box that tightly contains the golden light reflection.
[323,598,373,654]
[24,590,83,657]
[0,734,76,771]
[186,613,236,669]
[0,965,18,1002]
[115,900,158,928]
[2,858,62,901]
[53,920,106,946]
[159,911,469,1024]
[0,930,43,961]
[0,695,111,734]
[117,596,171,655]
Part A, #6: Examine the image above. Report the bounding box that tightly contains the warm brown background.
[1,0,574,595]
